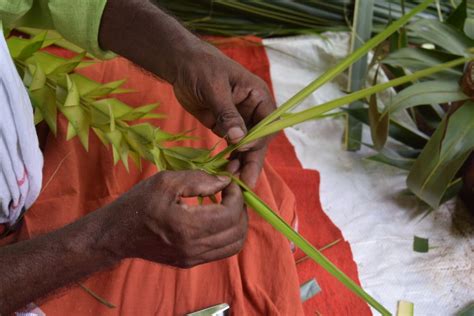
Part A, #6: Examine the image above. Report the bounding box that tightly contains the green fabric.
[0,0,114,59]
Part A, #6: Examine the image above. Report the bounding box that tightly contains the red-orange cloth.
[2,36,370,315]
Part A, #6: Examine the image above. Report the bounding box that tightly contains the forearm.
[0,208,119,314]
[99,0,201,84]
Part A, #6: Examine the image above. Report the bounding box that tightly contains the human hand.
[169,42,276,188]
[100,1,275,188]
[102,170,247,268]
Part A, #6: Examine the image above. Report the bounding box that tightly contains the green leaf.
[165,147,211,162]
[7,31,46,60]
[60,105,90,150]
[48,52,86,78]
[92,99,134,119]
[64,75,80,107]
[66,122,77,141]
[248,0,435,137]
[446,0,467,31]
[413,236,429,253]
[383,48,463,79]
[26,63,46,92]
[129,123,155,143]
[241,57,471,145]
[120,142,130,172]
[385,80,468,115]
[458,302,474,316]
[85,79,126,98]
[233,177,390,315]
[407,103,474,208]
[69,74,102,96]
[346,108,429,149]
[408,19,474,56]
[119,103,164,121]
[33,108,43,125]
[368,93,389,150]
[30,87,57,135]
[150,147,166,171]
[366,148,415,171]
[105,129,123,165]
[92,127,110,147]
[345,0,374,151]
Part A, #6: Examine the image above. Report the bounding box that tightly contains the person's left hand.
[169,42,276,188]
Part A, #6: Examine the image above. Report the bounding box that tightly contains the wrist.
[61,207,124,267]
[99,0,201,83]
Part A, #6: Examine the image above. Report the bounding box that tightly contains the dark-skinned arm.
[0,171,246,314]
[100,0,277,188]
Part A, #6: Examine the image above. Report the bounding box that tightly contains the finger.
[240,146,268,189]
[172,170,230,197]
[187,183,244,236]
[226,159,240,174]
[186,207,248,257]
[194,238,246,266]
[221,181,244,208]
[206,84,247,144]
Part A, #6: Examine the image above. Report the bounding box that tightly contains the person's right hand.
[100,170,247,268]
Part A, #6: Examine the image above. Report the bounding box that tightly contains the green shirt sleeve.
[0,0,115,59]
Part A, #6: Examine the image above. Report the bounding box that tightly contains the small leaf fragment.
[64,75,80,107]
[413,236,429,253]
[397,300,414,316]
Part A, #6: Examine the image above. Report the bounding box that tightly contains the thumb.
[177,171,231,197]
[209,88,247,144]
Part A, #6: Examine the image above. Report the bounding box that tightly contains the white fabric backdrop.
[263,33,474,316]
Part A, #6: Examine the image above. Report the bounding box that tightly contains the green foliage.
[157,0,453,37]
[7,32,214,173]
[343,0,474,209]
[407,103,474,208]
[7,2,456,314]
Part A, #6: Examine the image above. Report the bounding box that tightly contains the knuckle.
[216,109,241,125]
[177,259,196,269]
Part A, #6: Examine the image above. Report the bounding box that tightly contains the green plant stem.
[229,175,390,315]
[211,0,434,162]
[230,56,471,145]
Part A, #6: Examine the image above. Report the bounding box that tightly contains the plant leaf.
[446,0,467,31]
[85,79,126,98]
[242,57,470,144]
[413,236,429,253]
[233,177,390,315]
[347,107,429,149]
[345,0,374,151]
[64,75,80,107]
[457,302,474,316]
[407,102,474,208]
[384,80,468,115]
[408,19,474,56]
[248,0,435,136]
[26,63,46,92]
[383,47,463,78]
[60,105,90,150]
[30,87,57,135]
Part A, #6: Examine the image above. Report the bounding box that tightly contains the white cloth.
[264,33,474,316]
[0,33,43,226]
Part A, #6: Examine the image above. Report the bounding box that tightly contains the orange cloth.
[2,36,370,315]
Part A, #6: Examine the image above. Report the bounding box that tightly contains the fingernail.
[227,127,245,143]
[227,159,240,174]
[217,175,229,182]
